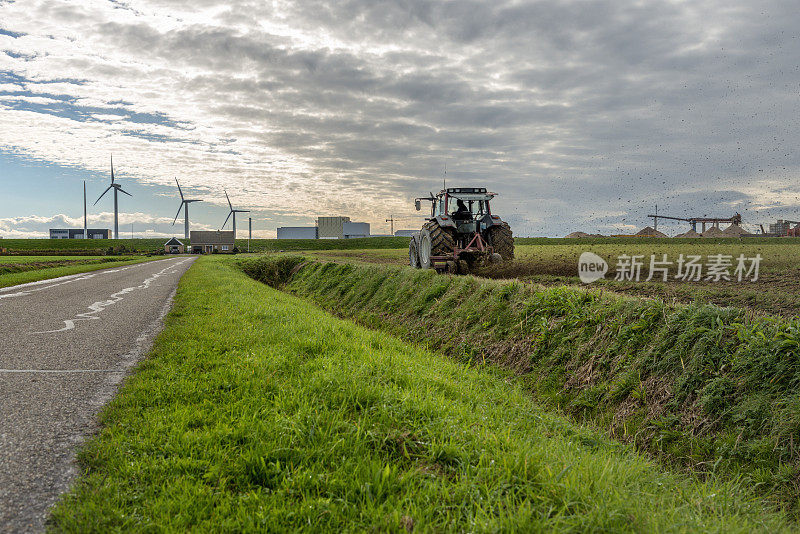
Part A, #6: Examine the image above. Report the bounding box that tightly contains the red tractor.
[409,187,513,273]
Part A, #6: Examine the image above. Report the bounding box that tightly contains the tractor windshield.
[447,197,489,218]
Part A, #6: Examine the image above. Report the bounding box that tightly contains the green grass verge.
[0,238,166,254]
[50,256,790,532]
[0,256,164,288]
[240,255,800,509]
[0,237,410,255]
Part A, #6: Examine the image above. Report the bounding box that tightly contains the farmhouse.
[164,237,184,254]
[190,230,235,254]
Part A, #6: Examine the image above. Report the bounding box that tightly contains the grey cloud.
[2,0,800,236]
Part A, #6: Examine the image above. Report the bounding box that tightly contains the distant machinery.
[647,210,742,233]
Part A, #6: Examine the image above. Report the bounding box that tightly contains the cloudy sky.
[1,0,799,238]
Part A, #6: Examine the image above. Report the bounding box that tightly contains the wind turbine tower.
[172,178,203,239]
[94,155,132,239]
[221,189,249,239]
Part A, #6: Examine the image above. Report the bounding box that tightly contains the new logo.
[578,252,608,283]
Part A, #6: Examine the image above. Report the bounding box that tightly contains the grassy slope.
[50,257,788,532]
[241,256,800,508]
[0,256,162,288]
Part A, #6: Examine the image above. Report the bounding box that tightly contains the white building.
[343,222,370,238]
[277,227,318,239]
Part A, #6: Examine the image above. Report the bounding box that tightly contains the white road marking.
[0,259,167,302]
[30,258,192,335]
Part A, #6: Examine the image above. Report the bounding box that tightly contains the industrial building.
[49,228,110,239]
[277,227,318,240]
[769,220,795,235]
[394,230,416,237]
[189,230,234,254]
[277,216,370,240]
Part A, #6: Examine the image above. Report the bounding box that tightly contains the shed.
[164,237,185,254]
[190,230,235,254]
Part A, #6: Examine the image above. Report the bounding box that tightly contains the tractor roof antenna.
[443,161,446,190]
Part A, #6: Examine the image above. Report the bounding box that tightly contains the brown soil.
[636,226,669,238]
[721,223,754,237]
[674,230,701,238]
[701,226,726,238]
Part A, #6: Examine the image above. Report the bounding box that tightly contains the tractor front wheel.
[409,237,421,268]
[418,228,433,268]
[488,222,514,260]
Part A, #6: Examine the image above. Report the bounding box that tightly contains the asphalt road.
[0,256,195,532]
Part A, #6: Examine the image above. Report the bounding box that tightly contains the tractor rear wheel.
[423,219,456,256]
[488,222,514,260]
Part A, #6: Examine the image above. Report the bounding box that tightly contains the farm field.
[307,239,800,317]
[51,256,792,531]
[0,255,163,288]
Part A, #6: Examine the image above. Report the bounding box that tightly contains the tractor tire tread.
[489,222,514,260]
[423,220,455,256]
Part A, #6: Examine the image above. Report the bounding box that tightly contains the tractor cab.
[417,188,498,233]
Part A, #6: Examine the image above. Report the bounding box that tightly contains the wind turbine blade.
[110,154,115,183]
[224,189,233,211]
[221,211,232,229]
[172,203,183,225]
[175,177,184,200]
[118,187,132,197]
[94,185,112,205]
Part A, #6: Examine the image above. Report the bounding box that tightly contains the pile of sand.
[636,226,668,238]
[702,226,726,238]
[674,229,702,238]
[565,231,607,238]
[565,231,590,238]
[721,223,753,237]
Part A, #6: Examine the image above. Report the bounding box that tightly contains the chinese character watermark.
[579,253,761,283]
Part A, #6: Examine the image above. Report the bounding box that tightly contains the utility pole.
[83,181,87,240]
[385,215,395,236]
[248,217,252,253]
[654,204,658,232]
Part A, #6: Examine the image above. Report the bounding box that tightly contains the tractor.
[408,187,513,273]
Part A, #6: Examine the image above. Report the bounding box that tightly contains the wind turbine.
[172,178,202,240]
[94,155,131,239]
[221,189,249,239]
